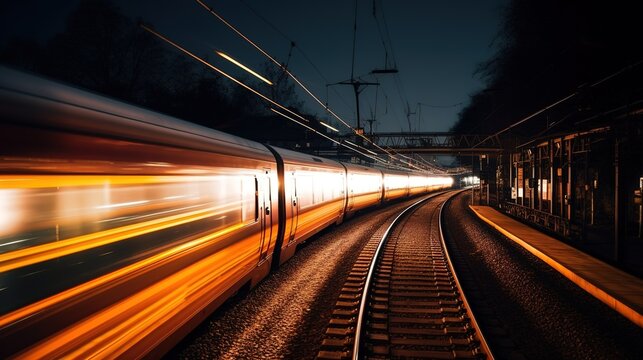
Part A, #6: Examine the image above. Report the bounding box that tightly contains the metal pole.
[567,139,572,221]
[591,176,595,225]
[354,83,361,132]
[471,155,475,205]
[486,155,490,205]
[614,138,619,261]
[639,177,643,238]
[550,139,555,215]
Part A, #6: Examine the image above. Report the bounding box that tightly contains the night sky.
[1,0,507,133]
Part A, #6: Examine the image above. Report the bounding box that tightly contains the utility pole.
[328,0,396,145]
[335,79,380,141]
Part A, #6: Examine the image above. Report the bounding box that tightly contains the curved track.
[442,192,643,359]
[318,191,491,359]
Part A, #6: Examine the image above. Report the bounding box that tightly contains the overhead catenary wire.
[238,0,354,114]
[372,0,397,70]
[371,0,456,171]
[376,0,398,69]
[372,0,412,132]
[269,108,394,167]
[195,0,359,134]
[140,24,308,125]
[140,23,405,168]
[194,0,431,171]
[350,0,359,81]
[218,0,441,172]
[472,58,643,148]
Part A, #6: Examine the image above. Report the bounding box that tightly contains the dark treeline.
[1,0,322,145]
[452,0,642,137]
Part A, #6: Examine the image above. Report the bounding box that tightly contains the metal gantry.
[367,132,503,154]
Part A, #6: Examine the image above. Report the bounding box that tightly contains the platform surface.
[469,205,643,328]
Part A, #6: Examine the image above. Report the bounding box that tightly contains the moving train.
[0,65,452,358]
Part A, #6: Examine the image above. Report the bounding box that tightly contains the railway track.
[317,191,492,359]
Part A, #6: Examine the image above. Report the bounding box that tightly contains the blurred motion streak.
[216,51,273,85]
[0,65,452,357]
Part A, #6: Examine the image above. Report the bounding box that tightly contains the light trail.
[216,51,273,85]
[96,200,150,210]
[319,121,339,132]
[0,203,238,273]
[269,108,388,165]
[193,0,429,171]
[141,23,400,166]
[140,23,309,124]
[0,237,36,248]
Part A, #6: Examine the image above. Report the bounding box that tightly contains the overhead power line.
[194,1,389,151]
[194,0,432,171]
[140,23,308,125]
[472,58,643,148]
[237,0,354,114]
[140,23,409,168]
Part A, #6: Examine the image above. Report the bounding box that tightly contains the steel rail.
[439,193,494,359]
[351,193,439,360]
[351,190,493,359]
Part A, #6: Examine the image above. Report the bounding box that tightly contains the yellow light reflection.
[319,121,339,133]
[0,203,239,273]
[2,221,250,355]
[216,51,273,85]
[0,175,219,189]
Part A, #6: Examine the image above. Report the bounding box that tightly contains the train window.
[313,176,323,203]
[0,174,262,317]
[255,177,259,220]
[296,175,314,208]
[0,175,260,253]
[241,176,257,223]
[322,173,336,201]
[351,173,380,194]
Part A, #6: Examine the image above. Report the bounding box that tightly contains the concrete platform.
[469,205,643,328]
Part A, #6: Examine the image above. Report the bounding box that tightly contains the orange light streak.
[7,222,251,358]
[0,175,219,189]
[0,203,238,273]
[0,221,248,327]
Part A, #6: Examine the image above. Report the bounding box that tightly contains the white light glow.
[96,200,150,210]
[0,237,35,248]
[461,176,480,185]
[163,195,187,200]
[319,121,339,132]
[216,51,273,85]
[0,189,21,237]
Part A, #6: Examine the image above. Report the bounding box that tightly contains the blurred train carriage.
[383,169,411,201]
[0,65,452,358]
[342,163,384,217]
[266,147,346,266]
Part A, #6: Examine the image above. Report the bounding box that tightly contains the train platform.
[469,205,643,328]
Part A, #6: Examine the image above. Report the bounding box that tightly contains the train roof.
[267,145,344,171]
[341,162,384,175]
[380,168,412,176]
[0,65,274,161]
